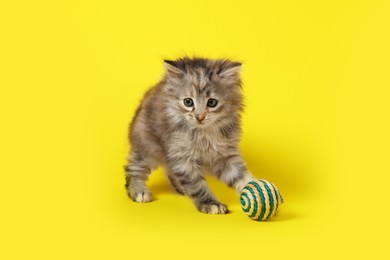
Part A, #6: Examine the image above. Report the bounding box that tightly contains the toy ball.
[240,179,283,221]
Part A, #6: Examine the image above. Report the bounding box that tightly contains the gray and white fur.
[124,57,255,214]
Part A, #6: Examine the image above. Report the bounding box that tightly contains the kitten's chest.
[190,131,227,164]
[168,129,231,164]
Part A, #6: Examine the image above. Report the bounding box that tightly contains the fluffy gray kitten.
[125,57,255,214]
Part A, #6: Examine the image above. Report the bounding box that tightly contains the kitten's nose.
[195,112,206,122]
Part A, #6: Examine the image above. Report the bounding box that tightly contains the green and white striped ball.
[240,180,283,221]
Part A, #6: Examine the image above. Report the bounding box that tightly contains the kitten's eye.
[183,98,194,107]
[207,98,218,108]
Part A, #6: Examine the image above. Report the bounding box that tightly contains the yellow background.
[1,0,389,259]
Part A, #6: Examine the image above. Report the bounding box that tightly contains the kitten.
[124,57,255,214]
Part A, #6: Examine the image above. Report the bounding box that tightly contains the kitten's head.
[163,57,244,130]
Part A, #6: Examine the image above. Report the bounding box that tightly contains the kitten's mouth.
[195,120,210,127]
[188,117,210,127]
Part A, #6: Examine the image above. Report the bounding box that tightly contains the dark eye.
[207,98,218,107]
[183,98,194,107]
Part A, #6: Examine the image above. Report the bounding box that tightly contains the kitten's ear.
[164,60,185,78]
[218,62,242,78]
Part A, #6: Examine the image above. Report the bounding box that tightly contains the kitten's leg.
[167,158,228,214]
[124,151,153,203]
[212,153,256,193]
[167,174,184,195]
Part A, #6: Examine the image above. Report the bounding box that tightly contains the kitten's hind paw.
[197,202,229,215]
[128,189,153,203]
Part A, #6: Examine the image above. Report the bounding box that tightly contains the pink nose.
[196,113,206,122]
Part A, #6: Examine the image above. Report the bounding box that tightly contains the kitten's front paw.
[128,189,152,203]
[197,202,229,215]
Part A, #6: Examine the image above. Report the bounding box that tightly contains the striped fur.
[125,57,256,214]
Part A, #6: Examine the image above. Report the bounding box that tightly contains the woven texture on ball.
[240,180,283,221]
